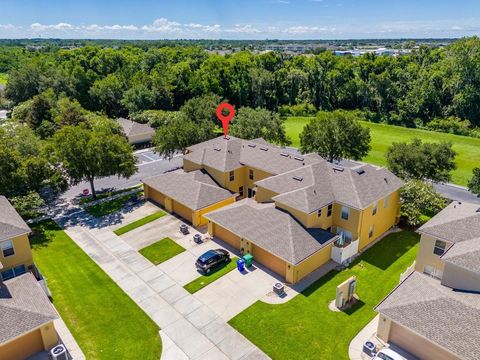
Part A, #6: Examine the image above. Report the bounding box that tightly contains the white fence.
[331,239,359,264]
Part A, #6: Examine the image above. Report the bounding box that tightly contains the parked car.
[196,249,230,274]
[373,348,406,360]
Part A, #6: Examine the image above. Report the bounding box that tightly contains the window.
[336,227,353,243]
[433,240,446,256]
[372,201,378,216]
[341,206,349,220]
[1,240,14,257]
[238,186,244,197]
[317,208,322,217]
[249,169,254,180]
[369,225,374,238]
[229,171,234,181]
[327,204,333,217]
[384,195,389,208]
[0,265,25,281]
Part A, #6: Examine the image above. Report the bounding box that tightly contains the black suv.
[196,249,230,274]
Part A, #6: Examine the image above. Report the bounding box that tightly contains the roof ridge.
[346,168,362,208]
[0,302,57,319]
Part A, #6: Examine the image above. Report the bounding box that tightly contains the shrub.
[425,116,471,136]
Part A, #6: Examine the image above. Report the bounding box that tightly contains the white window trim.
[372,201,378,215]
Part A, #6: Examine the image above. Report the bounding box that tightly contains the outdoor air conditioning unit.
[50,344,68,360]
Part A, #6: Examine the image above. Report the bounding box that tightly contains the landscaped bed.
[184,257,239,294]
[114,210,166,235]
[79,185,142,205]
[85,190,143,217]
[139,237,185,265]
[30,220,162,360]
[229,231,419,360]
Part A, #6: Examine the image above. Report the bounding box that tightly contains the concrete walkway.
[64,225,269,360]
[348,315,380,360]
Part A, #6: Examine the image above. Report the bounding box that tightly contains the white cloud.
[31,22,74,31]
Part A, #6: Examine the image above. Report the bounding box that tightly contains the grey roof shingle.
[0,196,31,242]
[441,238,480,274]
[184,136,320,174]
[375,271,480,360]
[418,201,480,243]
[204,199,337,264]
[258,162,403,212]
[0,273,58,344]
[143,170,236,210]
[117,118,155,138]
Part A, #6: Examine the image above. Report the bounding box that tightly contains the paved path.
[64,224,269,360]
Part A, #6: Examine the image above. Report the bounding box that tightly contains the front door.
[247,188,256,198]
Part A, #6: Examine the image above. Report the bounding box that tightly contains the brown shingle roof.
[0,273,58,344]
[117,118,155,138]
[258,162,403,212]
[375,271,480,359]
[143,170,236,210]
[0,196,31,242]
[204,199,337,264]
[184,136,320,174]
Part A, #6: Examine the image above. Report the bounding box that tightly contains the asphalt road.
[60,147,480,205]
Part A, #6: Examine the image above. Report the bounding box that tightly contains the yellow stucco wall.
[223,167,247,196]
[0,321,57,360]
[415,234,448,276]
[254,186,278,203]
[194,197,236,226]
[0,234,33,272]
[376,314,392,342]
[291,244,332,283]
[306,205,334,229]
[183,159,202,172]
[172,200,193,223]
[275,201,309,226]
[357,190,401,250]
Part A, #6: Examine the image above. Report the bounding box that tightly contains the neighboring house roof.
[418,201,480,273]
[418,201,480,243]
[117,118,155,140]
[204,199,337,264]
[143,170,236,210]
[375,271,480,360]
[258,161,403,212]
[184,136,321,174]
[0,273,58,345]
[0,196,31,242]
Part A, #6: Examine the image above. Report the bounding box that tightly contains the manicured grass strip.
[79,185,142,205]
[285,116,480,186]
[229,231,419,360]
[114,211,166,235]
[30,220,161,360]
[139,237,185,265]
[184,257,239,294]
[85,191,143,217]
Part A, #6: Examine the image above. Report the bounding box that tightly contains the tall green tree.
[400,180,446,226]
[50,121,137,198]
[300,110,371,162]
[468,168,480,196]
[386,138,457,182]
[229,107,290,145]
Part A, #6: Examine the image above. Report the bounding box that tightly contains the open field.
[229,231,419,360]
[31,220,162,360]
[285,117,480,186]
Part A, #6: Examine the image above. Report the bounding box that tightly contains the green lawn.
[114,211,166,235]
[285,116,480,186]
[30,220,161,360]
[229,231,419,360]
[139,237,185,265]
[184,257,239,294]
[85,191,143,217]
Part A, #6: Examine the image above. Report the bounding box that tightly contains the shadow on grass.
[343,299,365,315]
[302,270,339,297]
[29,220,61,249]
[354,231,419,270]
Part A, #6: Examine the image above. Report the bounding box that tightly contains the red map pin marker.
[216,103,235,138]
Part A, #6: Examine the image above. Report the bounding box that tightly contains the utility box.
[335,276,357,309]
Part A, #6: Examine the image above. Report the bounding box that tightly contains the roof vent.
[260,146,268,151]
[248,143,256,148]
[333,165,344,172]
[293,176,303,181]
[280,152,289,157]
[384,177,388,183]
[356,169,365,175]
[294,156,304,161]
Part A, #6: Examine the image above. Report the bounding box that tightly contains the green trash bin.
[243,253,253,267]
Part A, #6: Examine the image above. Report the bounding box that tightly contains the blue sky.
[1,0,480,39]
